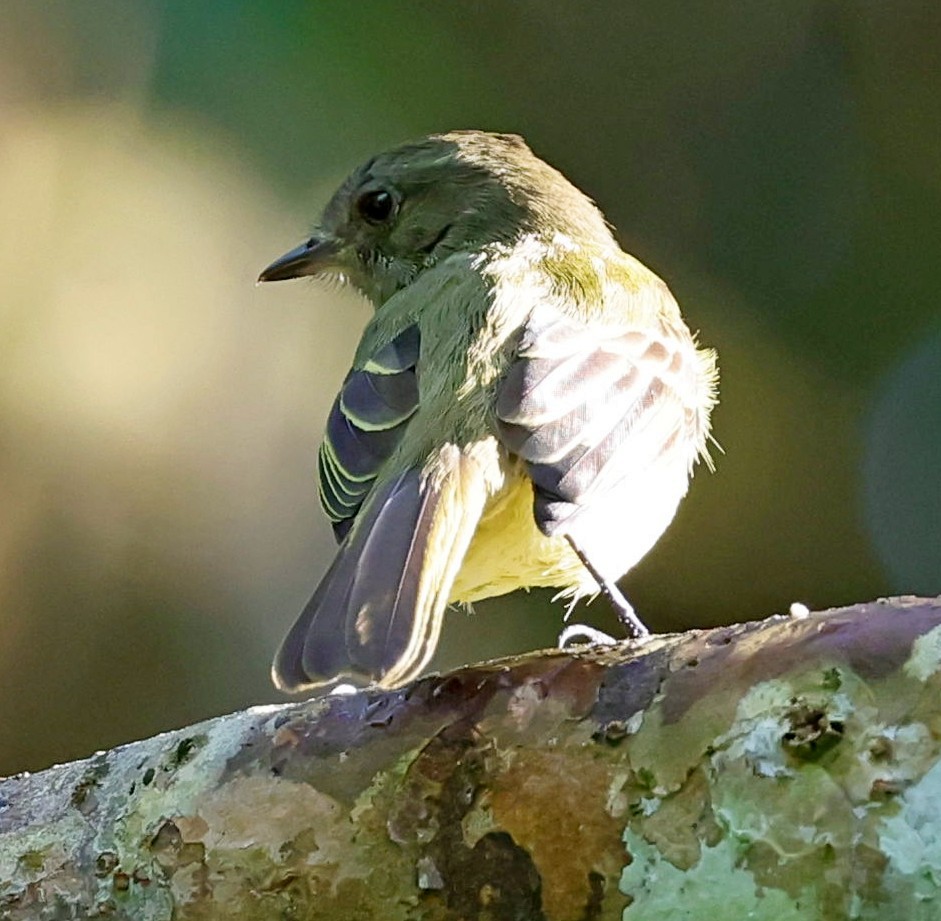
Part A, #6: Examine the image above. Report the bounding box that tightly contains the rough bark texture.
[2,597,941,920]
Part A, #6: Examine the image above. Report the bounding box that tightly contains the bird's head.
[259,131,612,306]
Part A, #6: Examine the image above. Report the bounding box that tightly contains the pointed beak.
[258,236,340,282]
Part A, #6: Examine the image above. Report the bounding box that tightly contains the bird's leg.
[566,537,651,640]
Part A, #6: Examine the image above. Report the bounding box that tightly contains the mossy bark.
[2,597,941,920]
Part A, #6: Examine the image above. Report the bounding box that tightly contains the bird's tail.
[272,443,490,691]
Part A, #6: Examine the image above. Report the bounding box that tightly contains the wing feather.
[317,325,420,538]
[363,324,420,373]
[273,470,429,689]
[273,446,487,691]
[496,305,703,537]
[340,368,419,429]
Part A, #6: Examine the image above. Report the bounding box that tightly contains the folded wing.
[317,325,420,541]
[495,303,709,545]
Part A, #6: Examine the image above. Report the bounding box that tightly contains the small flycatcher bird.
[260,131,717,692]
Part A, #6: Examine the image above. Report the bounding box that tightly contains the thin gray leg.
[566,537,651,640]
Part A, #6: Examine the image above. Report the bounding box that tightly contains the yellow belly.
[449,470,592,604]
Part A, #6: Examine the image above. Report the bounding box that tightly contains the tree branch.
[2,596,941,920]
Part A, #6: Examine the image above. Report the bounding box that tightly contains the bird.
[259,130,718,692]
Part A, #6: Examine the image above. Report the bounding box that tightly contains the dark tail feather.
[270,534,361,691]
[272,449,480,692]
[342,469,438,682]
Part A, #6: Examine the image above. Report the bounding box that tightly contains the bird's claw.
[558,623,619,648]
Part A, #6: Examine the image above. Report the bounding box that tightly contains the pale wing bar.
[318,326,420,541]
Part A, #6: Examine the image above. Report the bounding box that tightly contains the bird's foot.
[558,623,618,648]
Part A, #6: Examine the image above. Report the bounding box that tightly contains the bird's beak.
[258,236,341,283]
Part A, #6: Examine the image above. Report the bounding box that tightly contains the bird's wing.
[317,325,420,542]
[495,302,704,537]
[277,261,499,691]
[273,443,489,691]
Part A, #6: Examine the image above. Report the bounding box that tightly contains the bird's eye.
[356,189,395,225]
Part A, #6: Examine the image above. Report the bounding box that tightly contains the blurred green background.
[1,1,939,774]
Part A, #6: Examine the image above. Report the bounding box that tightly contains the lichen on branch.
[2,597,941,920]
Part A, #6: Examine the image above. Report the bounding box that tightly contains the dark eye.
[356,189,395,225]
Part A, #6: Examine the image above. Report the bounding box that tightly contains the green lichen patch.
[903,624,941,684]
[878,757,941,908]
[621,830,809,920]
[619,635,941,919]
[631,768,721,872]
